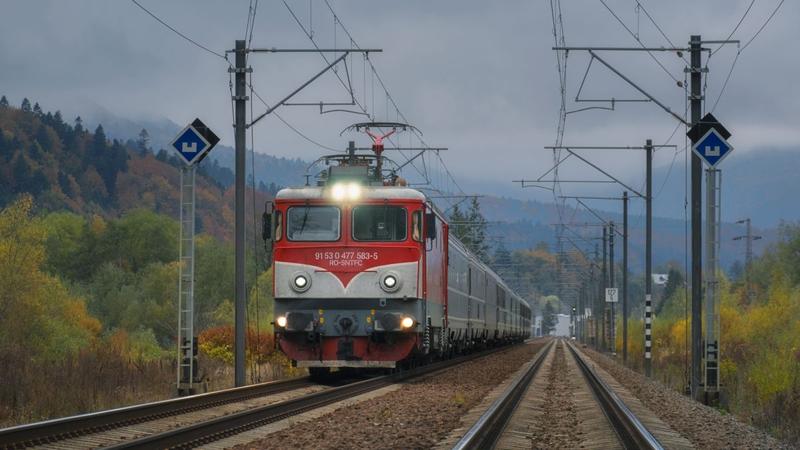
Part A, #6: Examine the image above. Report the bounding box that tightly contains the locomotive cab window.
[412,211,422,242]
[287,206,340,241]
[352,206,407,241]
[274,210,283,241]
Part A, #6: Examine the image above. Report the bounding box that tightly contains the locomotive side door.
[423,208,448,351]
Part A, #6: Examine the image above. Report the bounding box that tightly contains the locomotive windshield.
[352,206,407,241]
[287,206,341,241]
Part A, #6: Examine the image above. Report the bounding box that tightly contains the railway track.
[1,344,522,450]
[0,376,320,449]
[452,339,664,450]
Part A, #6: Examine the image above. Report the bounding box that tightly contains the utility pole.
[734,218,762,302]
[601,226,608,351]
[645,139,653,377]
[228,41,381,387]
[609,221,615,355]
[582,275,588,342]
[233,39,247,387]
[690,35,703,399]
[622,191,628,363]
[591,242,601,349]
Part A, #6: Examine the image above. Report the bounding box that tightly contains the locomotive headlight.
[330,182,361,201]
[331,183,347,201]
[346,182,361,200]
[291,272,311,292]
[380,272,401,292]
[400,316,415,329]
[276,316,287,328]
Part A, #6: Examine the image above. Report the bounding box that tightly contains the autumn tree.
[0,196,100,362]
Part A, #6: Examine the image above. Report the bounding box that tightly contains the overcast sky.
[1,0,796,205]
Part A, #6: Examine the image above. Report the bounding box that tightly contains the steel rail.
[0,376,315,448]
[451,340,555,450]
[566,342,663,450]
[103,343,529,450]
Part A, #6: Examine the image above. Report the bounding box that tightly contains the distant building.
[554,313,571,337]
[533,315,543,337]
[652,273,669,286]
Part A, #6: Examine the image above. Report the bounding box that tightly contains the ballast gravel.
[233,341,547,450]
[583,347,793,450]
[529,342,582,449]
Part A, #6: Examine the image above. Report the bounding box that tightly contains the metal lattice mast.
[177,165,197,394]
[704,169,722,396]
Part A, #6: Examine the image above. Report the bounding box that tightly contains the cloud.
[1,0,796,201]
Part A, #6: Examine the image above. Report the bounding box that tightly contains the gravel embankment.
[530,342,581,449]
[233,341,547,450]
[583,347,792,450]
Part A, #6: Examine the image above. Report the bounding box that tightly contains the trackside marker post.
[171,118,219,396]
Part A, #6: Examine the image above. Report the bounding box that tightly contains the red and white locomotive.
[262,123,530,375]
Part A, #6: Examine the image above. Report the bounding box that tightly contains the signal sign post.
[171,119,219,396]
[689,114,732,405]
[605,287,618,355]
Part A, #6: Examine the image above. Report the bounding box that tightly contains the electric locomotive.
[261,123,530,375]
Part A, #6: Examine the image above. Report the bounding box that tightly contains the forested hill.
[0,97,268,240]
[84,110,309,192]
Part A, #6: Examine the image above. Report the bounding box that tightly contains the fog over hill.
[98,113,778,272]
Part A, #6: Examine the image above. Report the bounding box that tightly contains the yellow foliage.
[749,352,793,405]
[89,214,106,235]
[0,196,100,360]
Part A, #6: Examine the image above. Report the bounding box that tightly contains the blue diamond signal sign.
[171,119,219,166]
[171,125,211,165]
[692,128,733,168]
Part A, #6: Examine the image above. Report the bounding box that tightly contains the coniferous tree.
[13,156,31,187]
[541,300,557,335]
[466,197,490,262]
[137,128,150,155]
[658,267,685,314]
[21,98,31,112]
[449,204,470,248]
[33,102,43,116]
[74,116,84,133]
[93,124,106,149]
[0,95,8,108]
[58,170,73,197]
[492,241,513,283]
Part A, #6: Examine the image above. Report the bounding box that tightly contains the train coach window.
[352,206,407,241]
[287,206,340,241]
